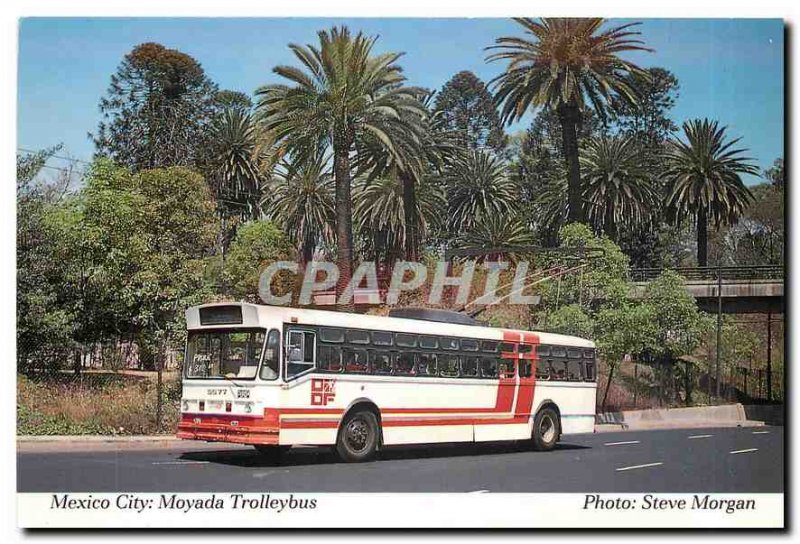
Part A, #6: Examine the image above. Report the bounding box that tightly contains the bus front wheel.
[336,410,379,462]
[532,407,560,451]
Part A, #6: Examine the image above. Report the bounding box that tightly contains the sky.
[17,17,784,185]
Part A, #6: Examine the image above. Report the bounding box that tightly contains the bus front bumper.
[176,414,279,445]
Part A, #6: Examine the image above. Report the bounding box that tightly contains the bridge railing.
[630,265,784,283]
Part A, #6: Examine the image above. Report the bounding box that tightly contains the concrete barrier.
[743,404,784,426]
[595,403,765,431]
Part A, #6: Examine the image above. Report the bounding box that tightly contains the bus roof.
[186,302,594,348]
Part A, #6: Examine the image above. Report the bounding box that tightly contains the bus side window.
[567,359,582,381]
[461,356,479,378]
[260,329,280,381]
[318,345,342,373]
[499,359,515,378]
[535,358,550,380]
[480,357,498,378]
[370,351,392,374]
[584,359,596,382]
[342,347,368,373]
[416,353,438,376]
[286,330,316,379]
[439,354,459,378]
[395,352,416,376]
[519,360,532,378]
[554,360,568,380]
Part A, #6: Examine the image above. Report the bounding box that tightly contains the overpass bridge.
[630,265,784,314]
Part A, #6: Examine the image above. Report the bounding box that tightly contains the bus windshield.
[185,329,265,380]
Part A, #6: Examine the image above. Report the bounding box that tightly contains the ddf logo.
[310,378,336,406]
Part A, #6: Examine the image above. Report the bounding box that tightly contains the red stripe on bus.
[280,408,345,415]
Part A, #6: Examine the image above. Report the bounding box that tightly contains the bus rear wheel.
[532,407,560,451]
[336,410,379,462]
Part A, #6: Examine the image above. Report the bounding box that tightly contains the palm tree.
[210,107,272,221]
[265,153,335,264]
[256,27,426,306]
[455,215,536,262]
[353,173,445,263]
[445,150,520,234]
[487,18,651,223]
[664,119,758,266]
[581,135,657,238]
[354,91,456,261]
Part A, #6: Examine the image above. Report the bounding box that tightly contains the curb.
[594,420,765,433]
[17,435,180,443]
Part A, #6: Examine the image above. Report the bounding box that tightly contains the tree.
[664,119,758,266]
[17,146,77,373]
[208,107,274,222]
[353,91,450,261]
[488,18,651,223]
[434,70,507,152]
[594,302,658,411]
[580,135,657,238]
[764,157,784,188]
[610,67,679,153]
[354,174,444,265]
[214,89,253,112]
[265,153,336,263]
[445,150,520,234]
[93,43,219,172]
[454,215,536,261]
[256,27,426,308]
[222,220,294,300]
[642,270,712,405]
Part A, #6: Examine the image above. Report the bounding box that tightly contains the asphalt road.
[17,426,783,493]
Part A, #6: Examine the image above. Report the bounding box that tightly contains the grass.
[17,371,181,435]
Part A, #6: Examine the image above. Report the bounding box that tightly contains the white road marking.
[752,431,770,435]
[730,448,758,455]
[151,460,210,465]
[616,462,663,472]
[469,489,490,494]
[604,440,640,446]
[688,434,713,439]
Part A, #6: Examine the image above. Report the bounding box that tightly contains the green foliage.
[445,150,520,233]
[223,220,294,300]
[547,223,630,308]
[489,18,651,223]
[17,157,218,373]
[664,118,758,265]
[539,304,593,338]
[208,107,273,221]
[256,26,427,294]
[642,270,713,360]
[581,135,657,236]
[487,18,652,124]
[595,302,658,365]
[434,70,507,152]
[354,174,445,263]
[94,42,220,171]
[265,153,336,262]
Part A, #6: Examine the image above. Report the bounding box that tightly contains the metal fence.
[630,265,784,283]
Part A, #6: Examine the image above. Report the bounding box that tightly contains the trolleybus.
[177,302,597,462]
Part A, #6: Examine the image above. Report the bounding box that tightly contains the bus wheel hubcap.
[540,415,555,443]
[346,419,369,451]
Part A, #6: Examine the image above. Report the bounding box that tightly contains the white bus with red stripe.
[177,303,597,462]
